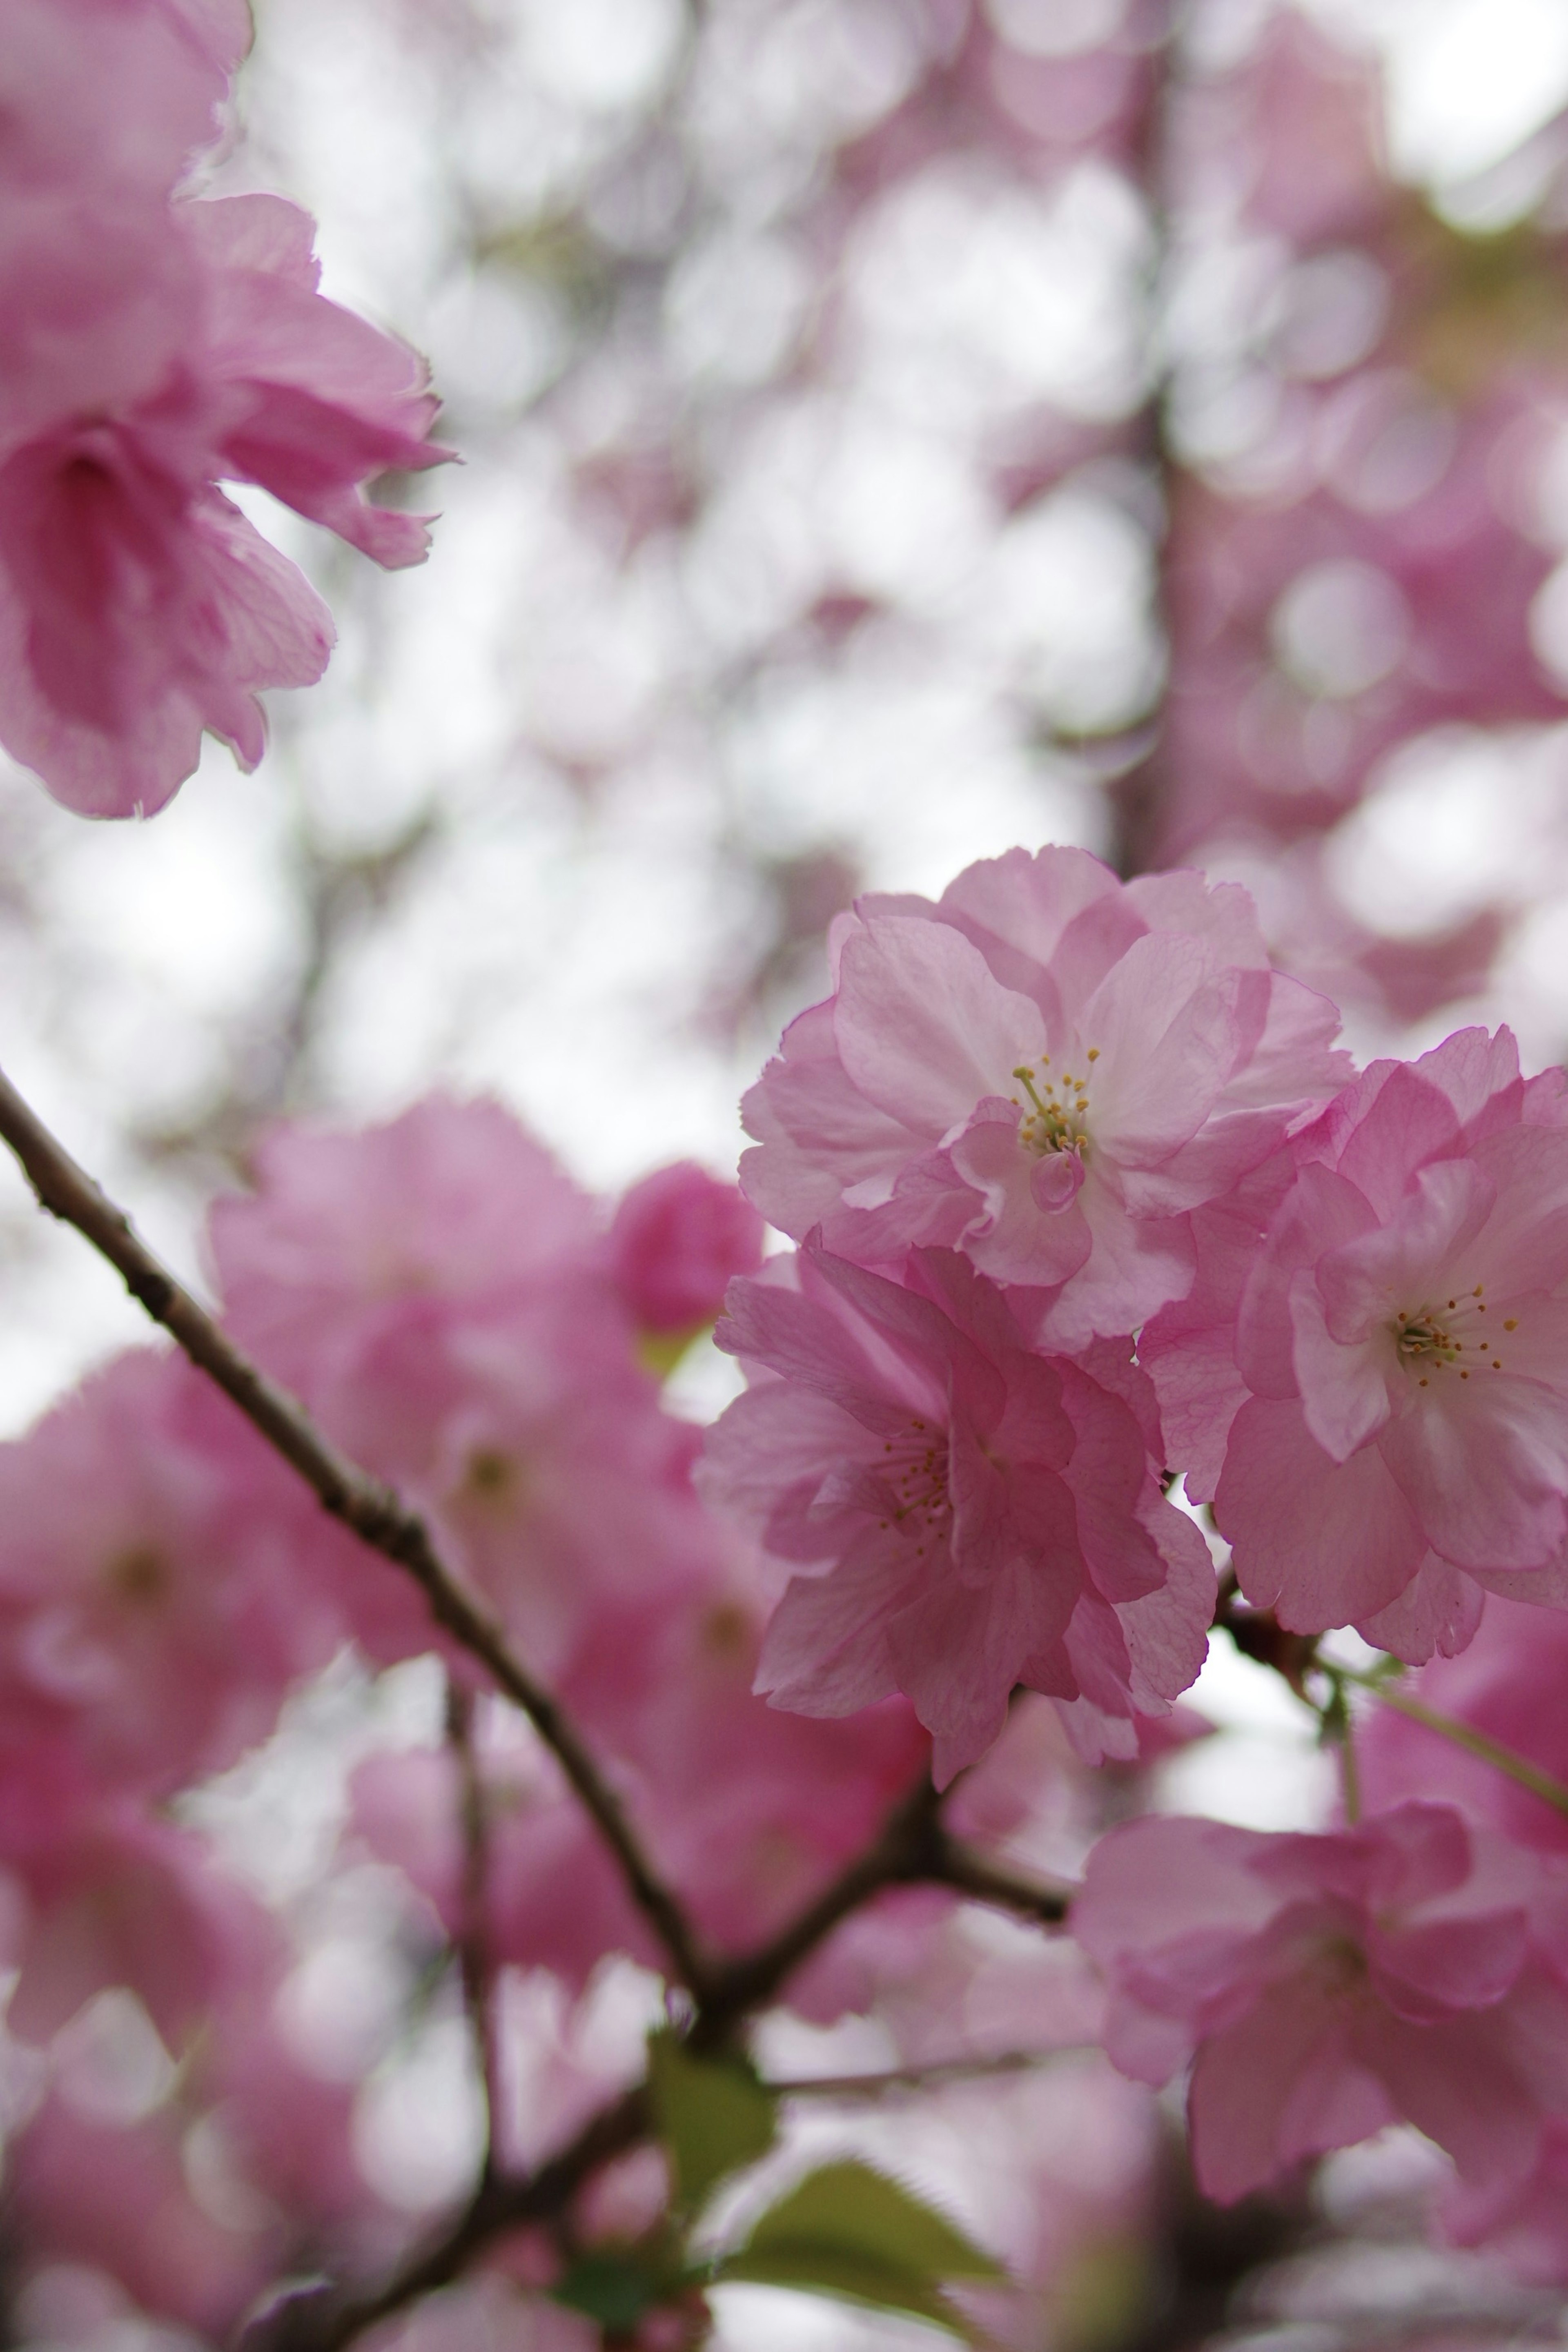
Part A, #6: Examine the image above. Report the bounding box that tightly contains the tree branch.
[0,1062,709,1998]
[446,1679,501,2172]
[925,1841,1073,1929]
[255,2085,651,2352]
[688,1772,949,2042]
[767,2046,1087,2099]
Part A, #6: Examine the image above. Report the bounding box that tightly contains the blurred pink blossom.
[1076,1801,1568,2205]
[608,1160,764,1337]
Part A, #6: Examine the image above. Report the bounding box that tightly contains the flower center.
[1393,1285,1516,1386]
[1011,1049,1098,1158]
[877,1418,952,1559]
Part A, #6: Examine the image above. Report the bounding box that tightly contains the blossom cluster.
[700,838,1568,2226]
[0,0,445,818]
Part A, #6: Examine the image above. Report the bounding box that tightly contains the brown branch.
[254,2085,650,2352]
[0,1062,709,1998]
[445,1680,501,2172]
[252,1766,1071,2350]
[926,1842,1073,1929]
[768,2046,1088,2099]
[687,1772,949,2043]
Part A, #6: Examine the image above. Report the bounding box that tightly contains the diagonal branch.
[0,1062,709,1998]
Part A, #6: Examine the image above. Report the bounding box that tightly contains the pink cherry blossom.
[740,847,1347,1348]
[702,1242,1213,1783]
[210,1095,602,1404]
[0,6,447,817]
[351,1742,663,1992]
[1074,1802,1568,2205]
[0,1348,352,1808]
[296,1293,723,1679]
[1191,1028,1568,1654]
[6,1804,277,2052]
[6,2094,273,2339]
[608,1160,765,1337]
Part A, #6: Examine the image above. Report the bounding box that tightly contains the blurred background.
[7,6,1568,2343]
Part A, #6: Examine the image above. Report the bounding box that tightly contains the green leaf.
[711,2159,1004,2335]
[646,2027,778,2210]
[552,2251,662,2332]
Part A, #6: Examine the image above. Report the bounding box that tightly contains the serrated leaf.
[744,2161,1002,2278]
[647,2027,777,2209]
[710,2159,1003,2334]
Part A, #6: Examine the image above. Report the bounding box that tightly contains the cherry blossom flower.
[6,1806,276,2051]
[6,2094,273,2340]
[702,1241,1213,1782]
[210,1095,602,1404]
[608,1160,764,1339]
[1074,1802,1568,2205]
[740,847,1347,1347]
[0,6,447,816]
[0,1349,351,1807]
[1185,1028,1568,1654]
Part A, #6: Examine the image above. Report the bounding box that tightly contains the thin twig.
[0,1062,709,1997]
[768,2047,1088,2099]
[256,2085,650,2352]
[1354,1679,1568,1822]
[446,1680,501,2172]
[252,1777,1071,2348]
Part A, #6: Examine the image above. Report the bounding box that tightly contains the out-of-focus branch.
[256,2084,652,2352]
[1108,0,1182,882]
[445,1679,502,2172]
[925,1841,1074,1929]
[0,1061,709,1999]
[768,2047,1087,2099]
[260,1773,1073,2350]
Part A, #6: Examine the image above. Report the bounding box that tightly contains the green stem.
[1345,1675,1568,1821]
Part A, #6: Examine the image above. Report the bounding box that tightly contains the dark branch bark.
[446,1680,502,2173]
[0,1062,709,1997]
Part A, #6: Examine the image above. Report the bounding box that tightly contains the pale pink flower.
[0,1349,350,1806]
[1193,1028,1568,1653]
[741,847,1346,1347]
[210,1095,601,1403]
[702,1243,1213,1782]
[0,0,447,817]
[0,0,247,435]
[573,1585,933,1955]
[1074,1802,1568,2205]
[608,1160,765,1336]
[307,1298,723,1680]
[7,2094,272,2339]
[351,1743,662,1991]
[7,1806,276,2051]
[213,1098,733,1677]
